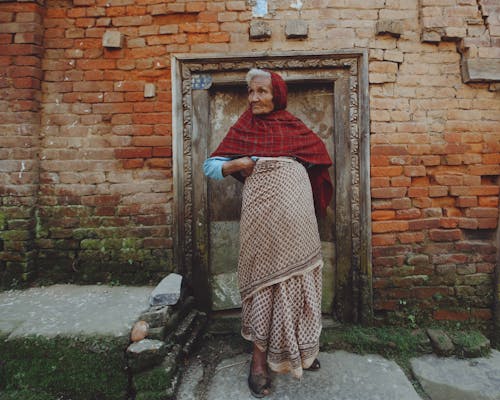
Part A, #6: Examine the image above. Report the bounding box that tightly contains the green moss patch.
[321,325,428,360]
[0,335,128,400]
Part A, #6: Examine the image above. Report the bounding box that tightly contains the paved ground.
[1,285,499,400]
[178,351,423,400]
[0,284,152,339]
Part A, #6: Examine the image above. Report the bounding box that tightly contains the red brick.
[408,218,440,230]
[198,11,218,23]
[146,158,170,168]
[372,210,395,221]
[392,198,412,209]
[468,165,500,176]
[372,234,396,246]
[431,197,455,208]
[478,196,499,207]
[371,155,390,166]
[76,59,116,70]
[371,145,408,155]
[408,187,428,197]
[371,187,407,199]
[411,176,429,186]
[371,166,403,177]
[476,263,495,273]
[465,207,498,218]
[404,165,426,177]
[439,217,459,228]
[458,218,478,229]
[371,177,390,187]
[132,113,168,124]
[471,308,492,320]
[444,207,462,217]
[397,231,425,244]
[450,185,499,196]
[419,155,440,166]
[390,176,411,187]
[429,229,462,242]
[209,31,231,43]
[122,159,144,169]
[0,43,42,55]
[477,218,498,229]
[456,196,477,207]
[396,208,421,219]
[429,186,448,197]
[81,194,120,206]
[483,153,500,164]
[131,136,169,147]
[115,147,152,159]
[434,174,463,186]
[152,147,172,157]
[372,220,408,233]
[433,309,470,321]
[186,2,206,12]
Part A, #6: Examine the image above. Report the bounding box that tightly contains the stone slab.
[0,284,153,339]
[202,351,422,400]
[411,350,500,400]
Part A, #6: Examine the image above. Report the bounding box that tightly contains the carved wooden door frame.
[172,51,373,323]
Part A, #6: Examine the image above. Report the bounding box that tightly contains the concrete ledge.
[0,285,152,399]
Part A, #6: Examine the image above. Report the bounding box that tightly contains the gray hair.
[246,68,271,85]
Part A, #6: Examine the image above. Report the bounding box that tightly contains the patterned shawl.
[211,71,333,214]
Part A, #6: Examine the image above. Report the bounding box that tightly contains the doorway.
[172,51,372,323]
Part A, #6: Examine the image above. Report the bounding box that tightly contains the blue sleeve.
[203,157,231,180]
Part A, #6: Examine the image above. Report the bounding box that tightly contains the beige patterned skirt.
[239,157,323,378]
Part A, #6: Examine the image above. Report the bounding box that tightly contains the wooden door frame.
[172,50,372,323]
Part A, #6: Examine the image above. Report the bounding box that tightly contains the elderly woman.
[203,69,332,397]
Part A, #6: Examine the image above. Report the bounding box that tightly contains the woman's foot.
[248,362,271,398]
[304,358,321,371]
[248,345,271,397]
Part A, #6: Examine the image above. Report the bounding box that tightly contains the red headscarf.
[211,70,333,215]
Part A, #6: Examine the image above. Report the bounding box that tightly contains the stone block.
[102,30,124,48]
[147,326,166,341]
[149,273,182,306]
[421,29,443,43]
[144,83,155,98]
[411,350,500,400]
[411,329,433,354]
[285,20,308,39]
[127,339,168,373]
[462,58,500,83]
[139,305,173,328]
[426,328,455,357]
[376,20,403,38]
[174,310,199,344]
[249,20,271,40]
[181,312,207,356]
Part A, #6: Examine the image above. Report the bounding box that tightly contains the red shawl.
[211,71,333,215]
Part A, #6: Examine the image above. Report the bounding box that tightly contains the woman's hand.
[222,156,256,178]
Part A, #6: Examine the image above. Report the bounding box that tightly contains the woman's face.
[248,76,274,115]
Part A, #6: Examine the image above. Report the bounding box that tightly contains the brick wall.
[0,0,499,328]
[0,0,44,287]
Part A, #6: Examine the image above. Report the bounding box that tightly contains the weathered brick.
[456,196,478,207]
[115,147,152,159]
[429,229,462,242]
[371,187,407,199]
[372,220,408,233]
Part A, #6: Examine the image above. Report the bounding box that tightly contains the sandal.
[248,361,271,398]
[304,358,321,371]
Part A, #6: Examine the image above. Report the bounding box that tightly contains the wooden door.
[205,82,337,314]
